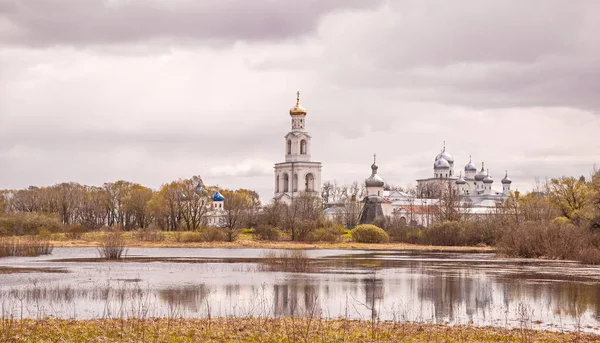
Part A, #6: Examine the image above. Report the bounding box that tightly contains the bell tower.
[273,92,322,203]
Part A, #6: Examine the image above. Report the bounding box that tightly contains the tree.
[547,176,592,225]
[283,192,324,241]
[259,198,285,228]
[431,180,464,222]
[221,190,252,242]
[587,169,600,230]
[123,185,154,229]
[178,176,209,230]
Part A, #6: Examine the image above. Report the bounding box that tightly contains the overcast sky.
[1,0,599,200]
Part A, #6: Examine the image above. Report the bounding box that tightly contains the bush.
[351,224,389,243]
[64,225,86,240]
[254,225,282,241]
[180,228,227,243]
[97,230,127,260]
[308,224,345,243]
[135,226,166,242]
[180,231,203,243]
[202,227,227,242]
[261,250,311,272]
[0,212,61,236]
[497,221,585,259]
[578,247,600,265]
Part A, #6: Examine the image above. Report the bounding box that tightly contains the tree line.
[0,176,260,233]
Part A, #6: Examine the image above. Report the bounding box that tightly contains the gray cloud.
[0,0,381,47]
[1,0,599,201]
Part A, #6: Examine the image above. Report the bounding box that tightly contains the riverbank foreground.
[2,318,599,343]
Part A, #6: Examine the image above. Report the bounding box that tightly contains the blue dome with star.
[212,191,225,202]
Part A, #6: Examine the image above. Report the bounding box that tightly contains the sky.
[1,0,599,201]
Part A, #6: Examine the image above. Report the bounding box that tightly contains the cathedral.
[273,92,322,204]
[416,143,512,207]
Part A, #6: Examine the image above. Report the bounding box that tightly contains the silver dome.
[456,174,466,185]
[483,172,493,184]
[464,156,476,171]
[501,170,512,184]
[435,150,454,164]
[434,158,450,169]
[474,163,487,181]
[365,159,385,187]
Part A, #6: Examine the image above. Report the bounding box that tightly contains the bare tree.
[431,180,464,222]
[221,191,252,242]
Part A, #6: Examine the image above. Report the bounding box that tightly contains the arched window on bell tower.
[300,140,307,155]
[305,173,315,191]
[283,173,289,192]
[287,140,292,155]
[276,175,280,193]
[293,174,298,192]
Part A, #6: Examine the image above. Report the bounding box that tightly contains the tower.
[501,170,512,196]
[212,190,225,210]
[464,155,477,180]
[474,162,486,194]
[274,92,322,204]
[483,170,494,195]
[359,154,385,224]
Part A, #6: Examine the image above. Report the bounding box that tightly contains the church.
[416,143,512,207]
[273,92,322,204]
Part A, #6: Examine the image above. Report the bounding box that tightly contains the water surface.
[1,247,599,333]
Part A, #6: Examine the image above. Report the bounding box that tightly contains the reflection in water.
[158,285,210,313]
[0,248,599,333]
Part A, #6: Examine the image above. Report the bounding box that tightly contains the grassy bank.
[41,231,493,251]
[0,318,597,343]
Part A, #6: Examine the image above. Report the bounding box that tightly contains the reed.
[260,250,312,273]
[0,237,53,257]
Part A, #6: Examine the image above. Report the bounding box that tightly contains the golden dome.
[289,91,307,116]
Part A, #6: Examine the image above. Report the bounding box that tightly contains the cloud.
[0,0,382,47]
[1,0,599,201]
[208,159,273,178]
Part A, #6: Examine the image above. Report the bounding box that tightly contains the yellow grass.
[45,231,493,251]
[0,318,596,343]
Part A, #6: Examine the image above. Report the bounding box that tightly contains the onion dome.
[434,142,454,164]
[212,191,225,202]
[289,91,307,116]
[434,157,450,169]
[456,173,466,185]
[501,170,512,184]
[464,155,477,171]
[483,170,493,184]
[365,154,385,187]
[474,162,487,181]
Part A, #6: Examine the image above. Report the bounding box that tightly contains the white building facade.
[274,92,322,204]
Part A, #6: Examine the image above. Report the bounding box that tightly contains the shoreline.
[47,238,495,252]
[1,318,597,342]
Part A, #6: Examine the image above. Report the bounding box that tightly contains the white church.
[416,143,512,207]
[273,92,322,204]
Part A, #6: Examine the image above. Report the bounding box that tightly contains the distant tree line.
[0,176,260,233]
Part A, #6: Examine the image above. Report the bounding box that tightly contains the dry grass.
[260,250,312,272]
[0,237,53,257]
[0,318,598,343]
[46,232,495,252]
